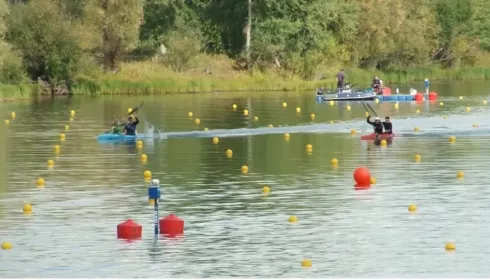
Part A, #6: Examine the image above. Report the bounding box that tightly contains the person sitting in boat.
[382,116,392,134]
[110,120,123,134]
[124,115,140,136]
[372,76,381,94]
[366,115,384,135]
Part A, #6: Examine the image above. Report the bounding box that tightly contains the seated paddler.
[110,120,123,134]
[382,116,392,134]
[124,115,140,136]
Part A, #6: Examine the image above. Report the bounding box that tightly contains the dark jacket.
[382,121,393,134]
[367,116,384,134]
[124,117,140,135]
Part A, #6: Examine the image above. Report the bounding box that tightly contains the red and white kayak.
[360,133,395,141]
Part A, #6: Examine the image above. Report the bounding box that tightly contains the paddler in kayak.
[382,116,393,134]
[110,120,124,134]
[366,115,384,139]
[124,115,140,136]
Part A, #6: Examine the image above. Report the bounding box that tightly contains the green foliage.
[160,31,201,72]
[84,0,144,70]
[0,42,27,84]
[6,0,84,86]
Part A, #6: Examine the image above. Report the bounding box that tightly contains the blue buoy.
[148,179,161,235]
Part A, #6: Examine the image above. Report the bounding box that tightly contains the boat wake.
[136,111,490,141]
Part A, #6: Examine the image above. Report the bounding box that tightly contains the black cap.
[385,116,390,119]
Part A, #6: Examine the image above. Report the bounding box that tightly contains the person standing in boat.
[336,69,345,91]
[124,115,140,136]
[372,76,381,94]
[382,116,392,134]
[366,115,384,136]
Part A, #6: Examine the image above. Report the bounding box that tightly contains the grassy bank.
[3,56,490,98]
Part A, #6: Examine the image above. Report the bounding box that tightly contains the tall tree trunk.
[245,0,252,70]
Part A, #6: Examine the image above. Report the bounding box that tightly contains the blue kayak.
[96,133,145,142]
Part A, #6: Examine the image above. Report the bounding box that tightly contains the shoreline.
[2,64,490,100]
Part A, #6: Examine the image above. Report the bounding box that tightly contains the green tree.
[6,0,84,90]
[84,0,144,71]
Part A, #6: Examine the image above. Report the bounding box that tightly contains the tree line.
[0,0,488,93]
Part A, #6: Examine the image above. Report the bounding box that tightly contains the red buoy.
[353,167,371,188]
[117,219,142,240]
[415,93,424,102]
[429,92,438,101]
[159,213,184,237]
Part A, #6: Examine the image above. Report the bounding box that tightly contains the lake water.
[1,80,490,277]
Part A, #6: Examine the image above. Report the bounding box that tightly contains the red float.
[117,219,142,240]
[159,213,184,237]
[414,93,424,102]
[353,167,371,187]
[428,92,438,101]
[382,87,392,95]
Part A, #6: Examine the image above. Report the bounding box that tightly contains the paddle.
[108,102,144,131]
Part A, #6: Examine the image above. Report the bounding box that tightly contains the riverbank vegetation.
[1,0,490,97]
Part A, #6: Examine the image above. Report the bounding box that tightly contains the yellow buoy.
[416,109,420,114]
[346,105,351,111]
[47,159,54,167]
[375,98,379,104]
[329,100,334,106]
[284,133,290,141]
[268,124,273,128]
[329,120,334,124]
[445,242,456,251]
[188,112,193,118]
[457,171,464,178]
[408,204,417,212]
[301,259,312,268]
[440,102,444,106]
[140,154,148,161]
[69,118,74,121]
[232,104,237,110]
[128,108,132,113]
[466,107,471,112]
[23,203,32,213]
[60,133,66,141]
[380,139,387,146]
[350,129,356,135]
[262,186,270,194]
[282,102,287,108]
[212,137,219,144]
[241,165,249,174]
[136,140,143,146]
[310,113,315,120]
[443,115,447,119]
[70,110,75,116]
[4,119,9,125]
[289,216,298,223]
[225,149,233,158]
[394,103,399,109]
[306,144,312,151]
[204,128,209,131]
[36,177,45,186]
[64,125,69,131]
[370,177,377,184]
[296,107,301,113]
[365,111,369,117]
[11,112,16,119]
[459,96,463,100]
[144,170,152,178]
[54,145,60,154]
[449,136,456,142]
[473,124,478,128]
[330,158,338,165]
[253,116,259,121]
[244,109,249,116]
[414,154,421,162]
[484,100,488,105]
[195,118,201,125]
[1,242,12,250]
[414,127,419,132]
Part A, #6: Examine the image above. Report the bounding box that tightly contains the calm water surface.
[1,81,490,277]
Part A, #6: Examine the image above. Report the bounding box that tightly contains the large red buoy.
[353,167,371,188]
[159,213,184,237]
[429,92,438,101]
[415,93,424,102]
[117,219,142,240]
